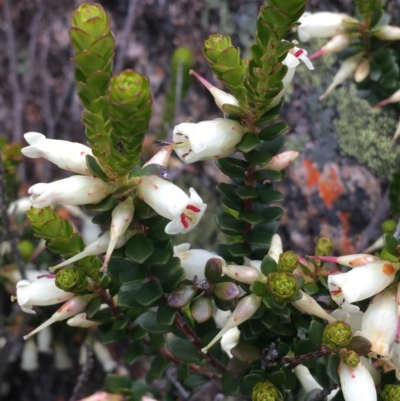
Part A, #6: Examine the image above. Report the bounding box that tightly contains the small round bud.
[55,268,88,293]
[191,296,213,324]
[204,34,233,63]
[278,251,298,272]
[315,237,333,256]
[205,258,223,281]
[167,285,197,308]
[323,320,352,350]
[267,272,299,302]
[341,350,360,368]
[252,382,282,401]
[382,219,397,235]
[213,282,241,301]
[383,384,400,401]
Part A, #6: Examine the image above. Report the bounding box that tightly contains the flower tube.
[49,229,136,272]
[357,286,397,359]
[328,260,398,310]
[309,34,352,60]
[28,175,115,208]
[16,277,74,314]
[292,291,336,323]
[310,253,380,268]
[22,132,93,175]
[173,243,225,280]
[24,294,95,339]
[172,118,245,164]
[262,151,299,172]
[136,175,206,234]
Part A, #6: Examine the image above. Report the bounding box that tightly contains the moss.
[334,85,399,177]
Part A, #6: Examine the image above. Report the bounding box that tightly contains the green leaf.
[327,355,341,384]
[261,255,278,276]
[105,374,132,394]
[157,303,177,326]
[227,242,252,257]
[85,296,102,319]
[268,370,287,386]
[112,315,130,330]
[125,234,154,264]
[158,268,186,293]
[245,149,272,165]
[102,328,125,344]
[136,280,163,306]
[222,103,244,116]
[384,233,398,257]
[260,206,284,222]
[124,341,145,364]
[85,154,110,181]
[259,122,289,140]
[167,338,202,363]
[238,210,264,224]
[146,354,170,383]
[234,186,258,200]
[246,230,272,247]
[119,263,147,284]
[244,371,267,388]
[215,157,250,179]
[215,212,247,235]
[221,371,240,396]
[303,282,320,295]
[256,189,284,204]
[137,311,172,334]
[309,320,325,348]
[237,132,260,153]
[130,325,148,341]
[118,282,143,308]
[250,280,268,296]
[84,195,117,212]
[253,169,282,183]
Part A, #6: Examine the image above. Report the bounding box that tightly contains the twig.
[280,345,332,370]
[143,338,221,380]
[92,284,120,318]
[166,368,191,400]
[69,342,94,401]
[115,0,138,72]
[174,312,225,373]
[0,156,26,279]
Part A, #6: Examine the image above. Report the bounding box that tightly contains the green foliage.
[354,0,382,26]
[0,137,22,199]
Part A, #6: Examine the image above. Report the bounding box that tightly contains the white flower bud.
[16,277,74,314]
[339,358,377,401]
[297,12,351,41]
[28,175,115,208]
[20,338,39,372]
[22,132,93,175]
[262,151,299,171]
[357,286,397,359]
[202,294,261,353]
[101,198,135,271]
[136,175,206,235]
[220,326,240,358]
[172,118,245,163]
[54,341,73,370]
[320,53,364,100]
[328,261,398,309]
[7,197,32,216]
[24,294,95,340]
[143,145,173,168]
[222,264,266,285]
[267,234,283,263]
[374,89,400,108]
[374,25,400,41]
[93,341,117,372]
[292,291,336,323]
[49,229,135,272]
[173,243,225,280]
[309,34,352,60]
[331,308,364,334]
[311,254,379,268]
[37,327,52,354]
[354,60,371,83]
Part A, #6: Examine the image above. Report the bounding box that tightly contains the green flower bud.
[315,237,333,256]
[204,34,234,64]
[382,219,397,235]
[323,320,352,350]
[383,384,400,401]
[278,251,298,272]
[213,282,241,301]
[252,382,282,401]
[18,240,35,262]
[167,285,197,308]
[267,272,299,302]
[341,350,360,368]
[72,3,109,38]
[205,257,223,282]
[55,268,88,293]
[191,296,213,324]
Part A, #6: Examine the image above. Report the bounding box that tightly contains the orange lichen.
[318,165,345,208]
[337,211,355,254]
[303,159,320,187]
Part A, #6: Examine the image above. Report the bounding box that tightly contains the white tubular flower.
[339,358,377,401]
[222,264,266,285]
[54,341,73,370]
[374,89,400,108]
[354,60,371,83]
[136,175,206,235]
[22,132,93,175]
[309,34,352,60]
[202,294,261,353]
[391,341,400,380]
[328,261,398,310]
[20,338,39,372]
[16,277,74,314]
[28,175,115,208]
[297,12,350,42]
[93,340,118,372]
[360,356,381,386]
[267,234,283,263]
[374,25,400,41]
[142,145,173,169]
[190,69,239,112]
[67,312,100,328]
[262,151,299,172]
[24,294,95,340]
[49,229,135,272]
[7,197,32,216]
[267,46,314,111]
[311,253,380,268]
[221,326,240,358]
[293,364,323,393]
[37,327,52,354]
[172,118,245,164]
[173,243,225,280]
[291,291,336,323]
[319,53,364,100]
[101,198,135,272]
[357,286,397,359]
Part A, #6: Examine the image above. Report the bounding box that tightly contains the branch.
[174,312,225,373]
[115,0,138,72]
[280,345,333,370]
[92,284,120,318]
[69,342,94,401]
